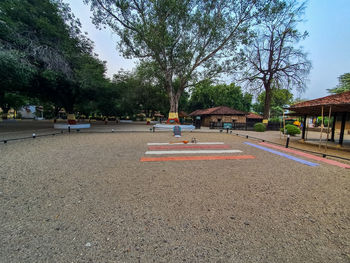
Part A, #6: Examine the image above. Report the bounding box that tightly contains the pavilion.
[288,91,350,146]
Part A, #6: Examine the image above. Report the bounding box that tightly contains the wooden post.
[325,106,332,152]
[331,113,336,142]
[283,111,286,138]
[339,112,347,146]
[319,106,324,149]
[279,115,282,140]
[302,115,307,140]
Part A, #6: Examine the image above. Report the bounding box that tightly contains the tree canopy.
[328,73,350,94]
[239,0,311,119]
[0,0,116,118]
[188,80,252,113]
[86,0,265,120]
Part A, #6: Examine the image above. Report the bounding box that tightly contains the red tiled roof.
[290,91,350,108]
[288,91,350,115]
[189,106,246,116]
[246,112,263,119]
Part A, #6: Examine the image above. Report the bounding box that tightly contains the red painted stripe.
[148,144,230,150]
[260,142,350,169]
[140,155,255,162]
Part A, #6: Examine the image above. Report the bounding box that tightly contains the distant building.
[246,112,263,123]
[189,106,247,127]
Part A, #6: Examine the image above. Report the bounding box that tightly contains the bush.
[254,122,266,132]
[281,124,301,136]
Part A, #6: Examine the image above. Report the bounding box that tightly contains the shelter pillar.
[331,113,336,142]
[302,115,307,140]
[339,112,347,146]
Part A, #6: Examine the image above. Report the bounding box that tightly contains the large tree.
[239,0,311,119]
[0,0,115,121]
[328,73,350,94]
[86,0,263,122]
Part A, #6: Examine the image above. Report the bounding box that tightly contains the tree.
[252,88,293,117]
[188,80,252,113]
[328,73,350,94]
[0,0,115,122]
[239,0,311,119]
[86,0,263,121]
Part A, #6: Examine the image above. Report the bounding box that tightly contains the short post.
[226,128,229,133]
[152,126,155,132]
[246,135,248,139]
[32,133,36,139]
[285,135,290,148]
[68,125,71,133]
[4,140,7,144]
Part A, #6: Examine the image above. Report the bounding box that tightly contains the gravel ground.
[1,131,350,262]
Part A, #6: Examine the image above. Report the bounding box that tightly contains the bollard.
[246,135,248,139]
[220,129,223,133]
[68,126,71,133]
[61,130,63,134]
[32,133,36,139]
[112,129,115,133]
[322,154,326,158]
[285,135,290,148]
[152,126,155,132]
[226,128,229,133]
[230,130,232,134]
[4,140,7,144]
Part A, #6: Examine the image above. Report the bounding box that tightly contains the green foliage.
[254,122,266,132]
[188,80,252,112]
[327,73,350,94]
[0,0,117,117]
[252,88,293,117]
[282,124,301,136]
[86,0,259,114]
[316,116,331,127]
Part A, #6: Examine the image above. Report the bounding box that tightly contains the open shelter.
[288,91,350,146]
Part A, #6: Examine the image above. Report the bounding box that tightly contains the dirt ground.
[1,130,349,262]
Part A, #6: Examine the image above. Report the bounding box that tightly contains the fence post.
[285,135,290,148]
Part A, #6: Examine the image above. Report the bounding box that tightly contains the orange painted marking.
[148,144,230,150]
[140,155,255,162]
[260,142,350,169]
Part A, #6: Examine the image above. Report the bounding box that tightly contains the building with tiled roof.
[189,106,247,127]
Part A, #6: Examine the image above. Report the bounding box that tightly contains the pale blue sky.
[66,0,350,100]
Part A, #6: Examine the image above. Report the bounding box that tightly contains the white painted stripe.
[145,150,242,155]
[147,142,225,145]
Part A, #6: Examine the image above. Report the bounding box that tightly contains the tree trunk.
[167,93,180,123]
[263,83,271,120]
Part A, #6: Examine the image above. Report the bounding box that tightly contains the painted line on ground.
[141,155,255,162]
[147,142,225,145]
[148,145,230,150]
[259,142,350,169]
[145,150,242,155]
[244,142,319,167]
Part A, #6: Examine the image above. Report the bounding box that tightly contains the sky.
[66,0,350,100]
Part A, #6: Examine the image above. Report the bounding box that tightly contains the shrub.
[254,122,266,132]
[281,124,301,136]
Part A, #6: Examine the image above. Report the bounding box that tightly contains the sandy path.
[1,132,349,262]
